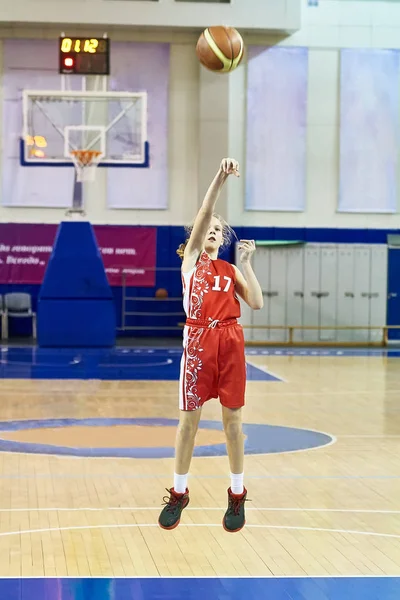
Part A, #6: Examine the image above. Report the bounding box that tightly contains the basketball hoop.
[70,149,103,182]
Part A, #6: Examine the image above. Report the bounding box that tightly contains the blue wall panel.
[1,226,399,339]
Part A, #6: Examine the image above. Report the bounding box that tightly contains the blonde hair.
[176,213,236,260]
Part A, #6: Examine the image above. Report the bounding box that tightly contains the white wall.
[0,0,300,32]
[2,1,400,228]
[228,0,400,229]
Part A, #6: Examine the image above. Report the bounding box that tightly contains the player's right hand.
[220,158,240,177]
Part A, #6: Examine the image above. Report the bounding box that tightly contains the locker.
[336,245,355,343]
[302,244,321,342]
[319,245,338,341]
[352,246,371,342]
[237,241,388,346]
[369,245,388,343]
[252,247,271,342]
[387,247,400,341]
[286,246,305,342]
[268,248,288,342]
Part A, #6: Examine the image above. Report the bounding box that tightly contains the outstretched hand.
[220,158,240,177]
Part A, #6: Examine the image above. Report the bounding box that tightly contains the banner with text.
[0,224,156,286]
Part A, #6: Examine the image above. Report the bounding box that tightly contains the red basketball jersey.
[182,251,241,322]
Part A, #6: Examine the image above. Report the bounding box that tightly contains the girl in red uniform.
[158,158,263,533]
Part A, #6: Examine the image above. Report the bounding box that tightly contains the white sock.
[174,472,188,494]
[230,472,244,495]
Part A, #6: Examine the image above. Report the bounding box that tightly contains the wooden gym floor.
[0,346,399,598]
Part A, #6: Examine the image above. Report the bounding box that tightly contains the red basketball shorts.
[179,319,246,411]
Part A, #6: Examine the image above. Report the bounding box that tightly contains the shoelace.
[228,496,251,516]
[162,489,184,513]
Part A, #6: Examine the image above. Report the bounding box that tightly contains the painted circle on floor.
[0,418,334,458]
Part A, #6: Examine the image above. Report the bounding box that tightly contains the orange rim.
[70,150,102,166]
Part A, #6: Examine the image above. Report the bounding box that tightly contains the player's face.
[205,217,224,254]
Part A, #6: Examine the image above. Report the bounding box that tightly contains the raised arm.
[182,158,239,272]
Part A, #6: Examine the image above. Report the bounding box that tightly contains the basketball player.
[158,158,263,533]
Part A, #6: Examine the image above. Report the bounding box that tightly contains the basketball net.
[70,150,103,182]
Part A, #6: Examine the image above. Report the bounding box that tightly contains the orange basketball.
[196,26,244,73]
[155,288,168,299]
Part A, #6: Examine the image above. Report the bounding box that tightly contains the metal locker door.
[353,245,371,342]
[269,248,288,342]
[252,247,271,342]
[286,246,305,343]
[336,245,355,343]
[319,245,338,341]
[302,244,321,342]
[369,245,388,343]
[387,247,400,341]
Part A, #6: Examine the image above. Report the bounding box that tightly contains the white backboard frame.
[21,89,149,168]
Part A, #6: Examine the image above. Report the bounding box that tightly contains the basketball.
[155,288,168,299]
[196,26,244,73]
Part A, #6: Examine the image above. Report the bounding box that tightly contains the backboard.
[21,90,149,169]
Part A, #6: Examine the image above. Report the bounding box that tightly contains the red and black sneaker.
[223,487,249,533]
[158,487,190,530]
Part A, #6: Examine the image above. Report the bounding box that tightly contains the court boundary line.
[0,522,400,541]
[0,506,398,514]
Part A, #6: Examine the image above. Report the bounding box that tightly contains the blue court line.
[0,418,333,458]
[0,577,399,599]
[0,347,281,381]
[3,344,399,381]
[246,362,281,381]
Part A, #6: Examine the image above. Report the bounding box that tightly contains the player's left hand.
[238,240,256,264]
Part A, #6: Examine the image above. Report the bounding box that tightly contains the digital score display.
[59,37,110,75]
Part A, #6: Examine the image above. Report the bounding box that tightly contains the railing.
[121,268,185,332]
[166,323,400,346]
[120,269,400,344]
[241,325,400,347]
